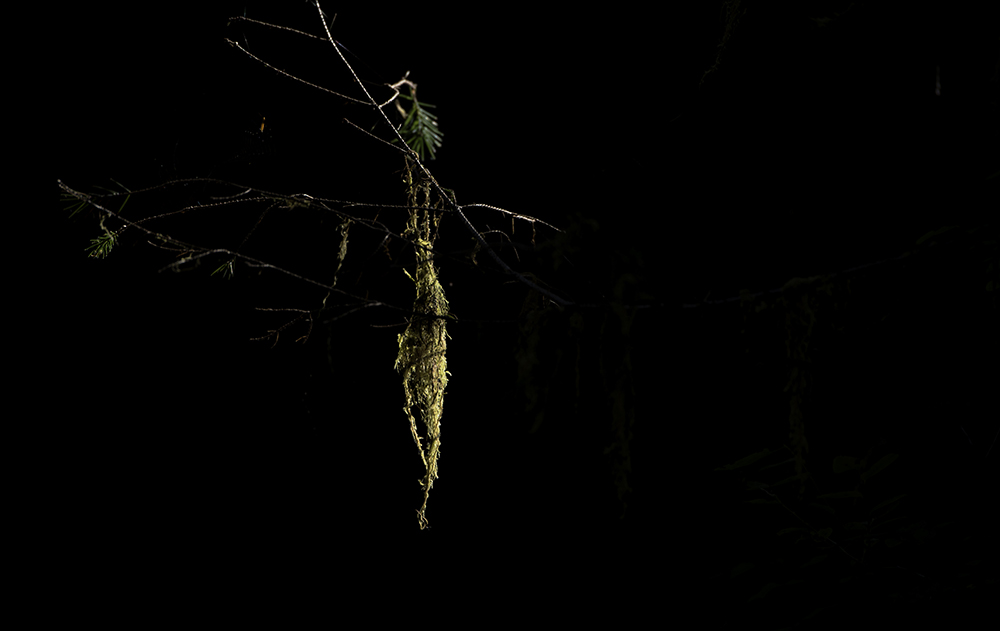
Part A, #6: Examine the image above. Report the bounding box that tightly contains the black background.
[56,1,996,621]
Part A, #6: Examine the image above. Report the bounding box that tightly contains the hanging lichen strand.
[394,157,451,529]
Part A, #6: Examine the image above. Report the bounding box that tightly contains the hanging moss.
[394,158,451,529]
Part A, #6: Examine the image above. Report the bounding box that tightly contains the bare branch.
[59,179,403,314]
[460,203,564,234]
[302,3,575,306]
[224,37,374,107]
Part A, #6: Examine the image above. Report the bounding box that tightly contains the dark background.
[56,1,996,621]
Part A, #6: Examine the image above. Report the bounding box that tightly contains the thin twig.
[59,179,401,312]
[309,1,574,308]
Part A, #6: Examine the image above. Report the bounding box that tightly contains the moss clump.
[394,158,451,529]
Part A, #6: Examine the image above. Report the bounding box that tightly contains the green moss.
[394,158,451,529]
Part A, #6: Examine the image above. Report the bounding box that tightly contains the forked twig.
[304,1,574,308]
